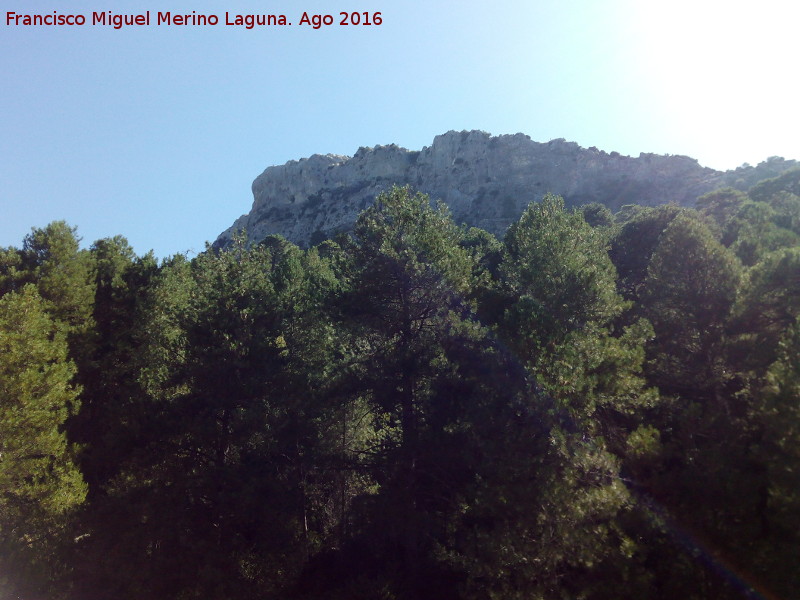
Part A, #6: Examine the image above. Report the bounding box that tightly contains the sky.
[2,0,799,258]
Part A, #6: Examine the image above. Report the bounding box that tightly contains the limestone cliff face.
[214,130,789,248]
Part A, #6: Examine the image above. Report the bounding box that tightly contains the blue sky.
[2,0,798,258]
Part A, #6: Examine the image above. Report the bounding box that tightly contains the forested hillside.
[2,171,800,599]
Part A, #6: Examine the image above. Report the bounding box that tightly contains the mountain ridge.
[215,130,798,248]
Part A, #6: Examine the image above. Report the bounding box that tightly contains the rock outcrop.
[215,130,797,248]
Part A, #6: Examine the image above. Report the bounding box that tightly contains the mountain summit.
[215,130,796,248]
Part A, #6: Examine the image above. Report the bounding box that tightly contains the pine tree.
[0,285,86,597]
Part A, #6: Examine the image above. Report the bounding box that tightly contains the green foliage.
[741,317,800,596]
[730,246,800,372]
[68,237,159,493]
[633,213,775,598]
[0,285,86,597]
[2,222,96,334]
[640,213,741,399]
[331,186,501,597]
[500,195,654,425]
[705,171,800,265]
[503,194,625,341]
[696,187,749,230]
[2,183,799,600]
[581,201,615,228]
[482,195,659,596]
[75,236,348,599]
[0,285,86,513]
[749,166,800,205]
[723,201,800,266]
[608,204,683,302]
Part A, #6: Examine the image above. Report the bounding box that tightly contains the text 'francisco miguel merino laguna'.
[8,11,289,29]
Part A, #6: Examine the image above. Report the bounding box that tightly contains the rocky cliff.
[215,130,796,248]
